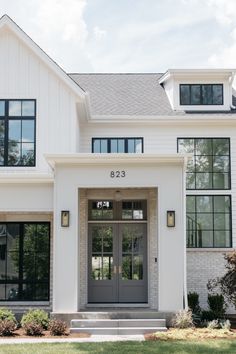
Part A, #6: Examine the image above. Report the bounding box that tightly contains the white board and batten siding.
[0,27,79,174]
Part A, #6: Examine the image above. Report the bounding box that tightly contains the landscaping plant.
[21,309,49,330]
[0,319,17,336]
[171,309,194,329]
[49,319,67,336]
[208,251,236,308]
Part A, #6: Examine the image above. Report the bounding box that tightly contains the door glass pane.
[121,225,144,280]
[91,226,113,280]
[91,201,113,220]
[133,255,143,280]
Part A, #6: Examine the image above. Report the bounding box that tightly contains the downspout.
[183,156,188,309]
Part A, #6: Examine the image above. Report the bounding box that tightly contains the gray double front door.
[88,223,147,303]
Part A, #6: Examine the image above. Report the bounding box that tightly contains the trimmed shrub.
[23,321,43,336]
[171,310,194,329]
[0,308,16,323]
[49,319,67,336]
[208,294,226,319]
[0,320,17,336]
[201,310,216,322]
[188,292,201,314]
[21,309,49,330]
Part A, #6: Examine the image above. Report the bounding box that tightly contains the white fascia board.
[0,173,54,184]
[159,69,236,84]
[87,114,236,125]
[45,153,192,169]
[0,15,85,100]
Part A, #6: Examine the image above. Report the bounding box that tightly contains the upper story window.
[0,100,36,167]
[92,138,143,153]
[180,84,223,105]
[178,138,230,190]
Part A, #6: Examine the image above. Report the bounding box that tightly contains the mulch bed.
[0,327,90,339]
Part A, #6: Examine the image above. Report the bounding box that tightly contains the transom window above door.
[92,138,143,153]
[0,100,36,167]
[89,200,147,220]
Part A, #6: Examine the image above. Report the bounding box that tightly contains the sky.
[0,0,236,73]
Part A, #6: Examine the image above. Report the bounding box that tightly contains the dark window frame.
[0,222,50,301]
[92,137,144,153]
[179,84,224,105]
[177,137,231,190]
[186,195,232,248]
[0,99,36,167]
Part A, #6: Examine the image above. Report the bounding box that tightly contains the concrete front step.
[70,327,167,335]
[68,311,169,320]
[71,318,166,328]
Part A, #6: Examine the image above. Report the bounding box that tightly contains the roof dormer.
[158,69,236,112]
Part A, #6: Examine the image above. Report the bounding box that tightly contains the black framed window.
[178,138,230,190]
[180,84,223,105]
[0,222,50,301]
[0,100,36,166]
[186,195,232,248]
[92,138,143,153]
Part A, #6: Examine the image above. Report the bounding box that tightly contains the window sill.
[187,248,235,252]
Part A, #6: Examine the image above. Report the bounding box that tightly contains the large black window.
[178,138,230,190]
[92,138,143,153]
[0,222,50,301]
[180,84,223,105]
[187,195,232,248]
[0,100,36,166]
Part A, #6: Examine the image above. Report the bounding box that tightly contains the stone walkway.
[0,334,145,344]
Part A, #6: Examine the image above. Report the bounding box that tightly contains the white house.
[0,14,235,333]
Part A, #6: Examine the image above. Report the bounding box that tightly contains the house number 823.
[110,170,126,178]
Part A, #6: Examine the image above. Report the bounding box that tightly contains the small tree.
[208,251,236,308]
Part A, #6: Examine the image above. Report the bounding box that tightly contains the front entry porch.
[47,153,187,314]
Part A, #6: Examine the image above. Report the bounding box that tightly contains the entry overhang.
[45,153,192,170]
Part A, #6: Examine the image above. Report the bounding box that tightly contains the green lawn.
[0,340,236,354]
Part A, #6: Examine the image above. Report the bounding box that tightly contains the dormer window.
[180,84,223,106]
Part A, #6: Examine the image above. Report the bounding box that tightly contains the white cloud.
[93,26,107,41]
[206,0,236,67]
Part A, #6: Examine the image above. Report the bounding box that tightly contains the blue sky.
[0,0,236,73]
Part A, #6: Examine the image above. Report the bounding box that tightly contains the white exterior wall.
[0,28,79,174]
[80,122,236,247]
[53,161,185,312]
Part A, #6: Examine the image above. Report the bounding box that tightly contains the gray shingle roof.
[69,73,176,116]
[69,73,236,116]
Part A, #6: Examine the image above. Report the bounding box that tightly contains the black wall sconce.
[61,210,70,227]
[167,210,175,227]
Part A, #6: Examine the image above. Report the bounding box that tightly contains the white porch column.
[158,166,185,312]
[52,168,79,312]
